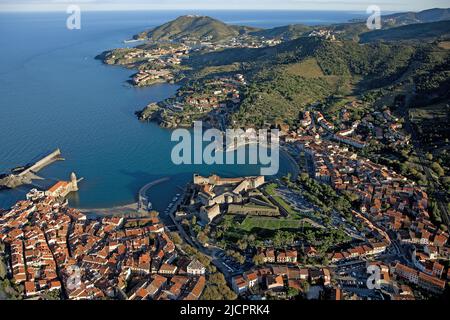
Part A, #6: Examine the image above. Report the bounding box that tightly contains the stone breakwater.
[0,149,63,189]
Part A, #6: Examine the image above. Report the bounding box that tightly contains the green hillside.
[324,8,450,42]
[360,20,450,43]
[250,24,312,40]
[382,8,450,26]
[118,11,450,141]
[131,9,450,44]
[134,15,259,42]
[185,33,423,127]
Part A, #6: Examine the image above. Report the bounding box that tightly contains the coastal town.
[137,73,246,129]
[163,148,448,300]
[103,43,190,86]
[0,178,209,300]
[1,114,449,300]
[2,9,450,303]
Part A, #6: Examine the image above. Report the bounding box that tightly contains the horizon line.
[0,6,446,13]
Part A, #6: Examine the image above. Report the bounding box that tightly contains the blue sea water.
[0,10,365,211]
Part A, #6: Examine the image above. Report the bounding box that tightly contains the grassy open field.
[283,58,324,78]
[191,62,242,79]
[264,183,298,216]
[239,216,304,231]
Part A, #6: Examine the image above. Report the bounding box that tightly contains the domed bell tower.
[70,172,79,192]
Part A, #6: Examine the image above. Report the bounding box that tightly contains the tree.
[299,172,309,182]
[235,253,245,265]
[301,281,310,293]
[431,162,445,177]
[237,239,248,251]
[170,232,183,245]
[201,273,237,300]
[0,258,7,279]
[193,224,201,234]
[287,287,299,298]
[44,289,61,300]
[283,173,292,183]
[197,231,209,244]
[252,254,265,266]
[273,230,295,247]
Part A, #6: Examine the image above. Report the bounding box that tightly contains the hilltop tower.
[70,172,79,192]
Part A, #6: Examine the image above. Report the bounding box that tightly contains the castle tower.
[70,172,79,192]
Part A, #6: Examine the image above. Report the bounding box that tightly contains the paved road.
[280,146,300,181]
[171,213,236,279]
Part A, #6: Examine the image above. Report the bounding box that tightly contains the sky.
[0,0,449,12]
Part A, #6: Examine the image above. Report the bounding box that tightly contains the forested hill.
[249,24,312,41]
[132,8,450,44]
[122,10,450,134]
[133,15,260,42]
[184,31,449,128]
[382,8,450,26]
[360,20,450,43]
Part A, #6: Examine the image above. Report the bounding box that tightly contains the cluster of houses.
[185,96,220,111]
[285,105,408,151]
[182,34,282,52]
[394,262,447,294]
[132,69,174,86]
[156,74,247,128]
[0,186,207,300]
[308,29,337,41]
[231,252,448,299]
[272,105,449,298]
[281,111,367,149]
[316,111,367,149]
[360,108,411,149]
[294,137,449,294]
[180,74,245,112]
[331,101,410,150]
[257,248,298,264]
[107,44,190,86]
[328,241,388,263]
[337,260,448,300]
[126,45,188,65]
[314,112,335,132]
[231,265,331,296]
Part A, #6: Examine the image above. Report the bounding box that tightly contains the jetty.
[138,177,170,212]
[0,148,63,189]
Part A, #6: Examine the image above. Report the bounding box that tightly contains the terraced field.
[239,216,305,231]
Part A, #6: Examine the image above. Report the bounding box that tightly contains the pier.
[18,149,63,177]
[138,177,170,212]
[0,149,63,189]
